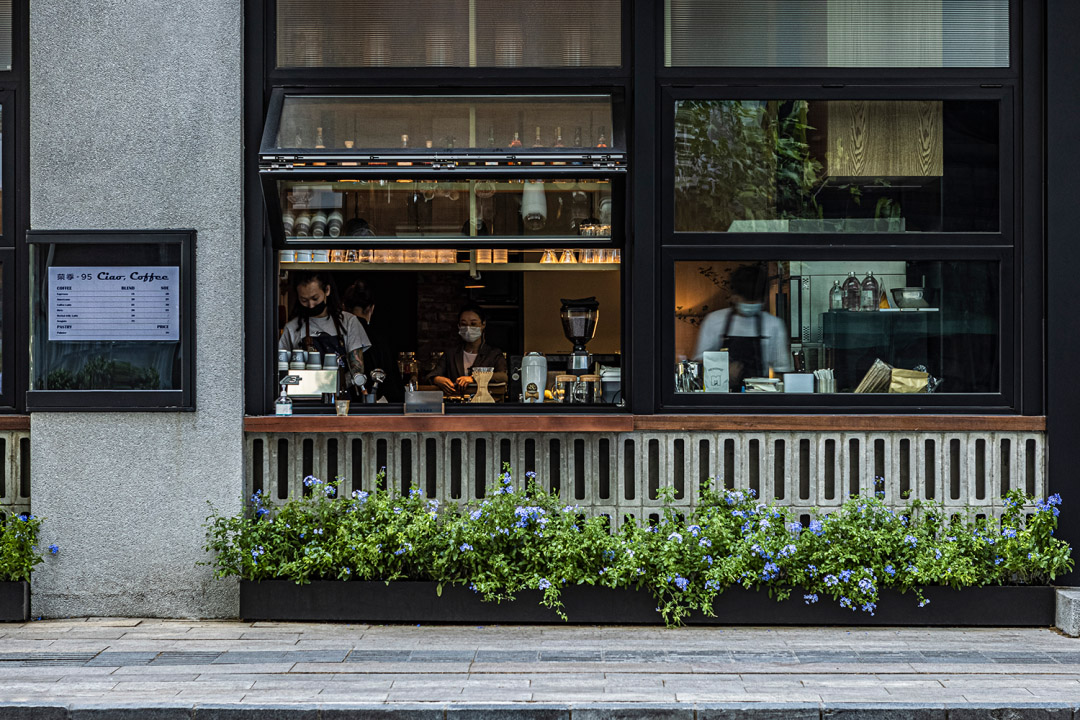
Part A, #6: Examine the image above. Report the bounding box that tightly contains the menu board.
[48,266,180,341]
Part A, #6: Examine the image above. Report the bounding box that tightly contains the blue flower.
[699,538,712,548]
[904,534,918,547]
[761,562,779,581]
[806,564,818,577]
[255,507,270,518]
[839,569,852,582]
[667,532,683,543]
[688,525,701,537]
[778,544,797,558]
[459,543,473,552]
[470,509,483,521]
[703,555,714,566]
[1002,527,1017,538]
[705,579,721,591]
[538,578,552,590]
[808,520,824,535]
[918,598,930,608]
[858,578,874,592]
[861,602,876,615]
[804,593,819,604]
[839,596,854,609]
[935,549,942,560]
[884,565,896,576]
[672,575,690,591]
[48,544,59,555]
[824,574,838,587]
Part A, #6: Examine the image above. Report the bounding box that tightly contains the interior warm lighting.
[768,367,775,379]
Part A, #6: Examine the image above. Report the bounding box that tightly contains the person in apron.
[693,263,792,391]
[279,271,372,397]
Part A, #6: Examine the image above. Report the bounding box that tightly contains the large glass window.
[666,0,1010,68]
[674,99,999,233]
[276,0,621,69]
[673,259,999,396]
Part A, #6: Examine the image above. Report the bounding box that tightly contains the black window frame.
[245,0,636,415]
[24,229,197,412]
[650,0,1038,416]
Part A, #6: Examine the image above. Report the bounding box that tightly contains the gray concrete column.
[28,0,244,617]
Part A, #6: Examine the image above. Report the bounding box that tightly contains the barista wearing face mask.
[693,264,792,391]
[279,271,371,392]
[427,304,508,398]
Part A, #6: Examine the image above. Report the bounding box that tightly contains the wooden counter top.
[245,414,1045,434]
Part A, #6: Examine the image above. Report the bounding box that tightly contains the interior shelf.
[278,262,620,272]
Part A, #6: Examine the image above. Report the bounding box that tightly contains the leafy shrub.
[203,469,1072,626]
[0,511,57,582]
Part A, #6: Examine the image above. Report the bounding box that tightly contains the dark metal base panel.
[240,581,1055,626]
[0,582,29,622]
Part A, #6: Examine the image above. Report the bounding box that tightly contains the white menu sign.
[49,266,180,341]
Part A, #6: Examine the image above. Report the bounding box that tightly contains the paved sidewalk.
[0,620,1079,717]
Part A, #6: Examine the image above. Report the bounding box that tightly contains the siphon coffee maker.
[560,297,599,376]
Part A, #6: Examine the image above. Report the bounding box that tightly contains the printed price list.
[48,266,180,341]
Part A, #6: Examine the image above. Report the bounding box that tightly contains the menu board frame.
[26,229,196,412]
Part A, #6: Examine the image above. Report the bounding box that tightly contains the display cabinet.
[260,91,628,248]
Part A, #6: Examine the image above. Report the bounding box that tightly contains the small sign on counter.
[48,266,180,341]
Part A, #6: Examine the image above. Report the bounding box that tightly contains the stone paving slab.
[0,621,1078,715]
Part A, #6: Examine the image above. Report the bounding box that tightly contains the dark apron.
[302,317,359,399]
[720,310,765,392]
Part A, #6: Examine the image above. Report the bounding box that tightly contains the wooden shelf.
[245,414,633,433]
[244,414,1045,434]
[279,262,619,272]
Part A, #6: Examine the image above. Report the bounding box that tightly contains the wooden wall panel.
[827,101,943,177]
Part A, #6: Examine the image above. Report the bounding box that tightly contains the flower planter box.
[240,580,1055,626]
[0,582,29,623]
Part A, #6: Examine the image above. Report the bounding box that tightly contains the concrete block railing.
[244,429,1046,524]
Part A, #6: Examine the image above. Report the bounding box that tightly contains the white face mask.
[736,301,763,317]
[459,326,483,342]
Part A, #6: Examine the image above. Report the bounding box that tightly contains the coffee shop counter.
[243,415,1045,433]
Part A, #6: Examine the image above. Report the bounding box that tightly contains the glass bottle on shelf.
[829,280,844,310]
[533,126,544,148]
[335,364,351,416]
[573,127,583,147]
[540,249,558,264]
[554,127,565,147]
[294,212,312,237]
[879,284,890,309]
[311,211,327,238]
[487,125,496,147]
[315,127,325,148]
[327,210,343,237]
[559,249,578,264]
[596,127,608,148]
[509,131,522,148]
[842,271,860,310]
[401,134,409,148]
[860,272,880,312]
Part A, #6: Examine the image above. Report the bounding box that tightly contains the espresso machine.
[560,297,599,376]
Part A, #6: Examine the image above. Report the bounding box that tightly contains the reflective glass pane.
[30,244,184,391]
[0,0,10,72]
[276,178,614,241]
[674,260,998,395]
[675,100,999,233]
[272,95,616,153]
[666,0,1009,68]
[276,0,621,68]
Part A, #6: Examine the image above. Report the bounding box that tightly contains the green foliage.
[0,511,46,582]
[203,469,1073,627]
[45,356,161,390]
[674,99,824,231]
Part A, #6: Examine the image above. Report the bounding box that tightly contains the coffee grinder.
[560,297,600,376]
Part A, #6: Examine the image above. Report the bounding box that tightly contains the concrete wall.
[28,0,244,617]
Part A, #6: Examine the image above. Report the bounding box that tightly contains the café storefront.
[7,0,1080,618]
[242,0,1047,534]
